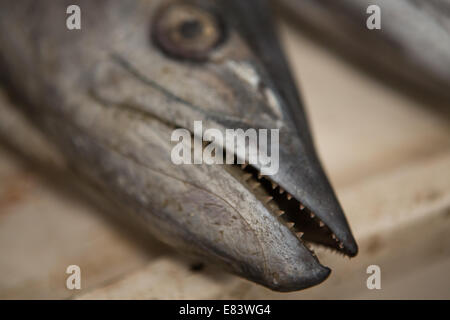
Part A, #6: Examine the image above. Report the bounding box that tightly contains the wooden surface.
[0,20,449,299]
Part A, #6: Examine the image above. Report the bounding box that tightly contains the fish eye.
[153,3,226,62]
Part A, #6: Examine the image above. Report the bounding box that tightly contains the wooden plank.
[78,256,239,300]
[0,148,165,299]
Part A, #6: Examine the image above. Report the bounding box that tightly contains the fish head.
[15,0,358,291]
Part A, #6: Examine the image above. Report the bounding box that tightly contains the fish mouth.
[226,162,355,259]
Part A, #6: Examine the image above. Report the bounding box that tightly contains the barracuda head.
[0,0,357,291]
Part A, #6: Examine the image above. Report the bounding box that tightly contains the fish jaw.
[150,164,333,291]
[163,162,333,291]
[240,140,359,258]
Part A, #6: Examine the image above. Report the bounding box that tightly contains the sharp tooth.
[264,196,273,204]
[319,221,324,227]
[299,204,305,210]
[310,212,315,218]
[331,233,336,240]
[276,210,285,217]
[279,187,285,194]
[286,222,295,228]
[243,173,252,181]
[339,242,344,249]
[286,194,292,200]
[257,173,262,180]
[271,183,277,190]
[296,232,304,239]
[241,163,247,169]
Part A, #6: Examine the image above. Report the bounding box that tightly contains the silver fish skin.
[277,0,450,99]
[0,0,357,291]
